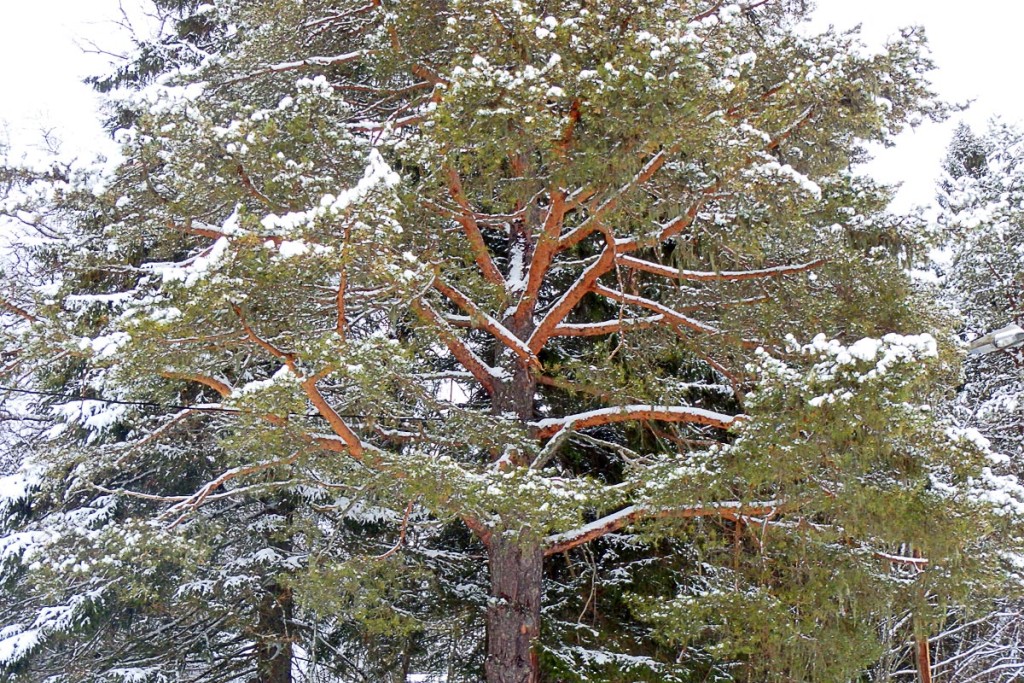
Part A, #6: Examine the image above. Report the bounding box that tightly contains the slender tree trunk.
[254,497,295,683]
[254,582,294,683]
[915,633,932,683]
[486,531,544,683]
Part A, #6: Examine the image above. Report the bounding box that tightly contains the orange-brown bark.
[413,298,497,395]
[446,167,506,286]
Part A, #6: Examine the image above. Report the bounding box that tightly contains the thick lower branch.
[544,501,779,555]
[531,404,740,439]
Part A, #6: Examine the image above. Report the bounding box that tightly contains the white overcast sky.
[0,0,1021,209]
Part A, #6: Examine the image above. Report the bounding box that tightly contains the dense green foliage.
[1,2,1022,682]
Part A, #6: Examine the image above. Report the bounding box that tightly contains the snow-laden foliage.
[1,1,1018,682]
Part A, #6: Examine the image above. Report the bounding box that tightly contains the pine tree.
[932,120,1024,682]
[2,2,1021,682]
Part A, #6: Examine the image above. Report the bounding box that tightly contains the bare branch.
[375,500,414,560]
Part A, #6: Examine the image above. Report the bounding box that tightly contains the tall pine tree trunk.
[485,531,544,683]
[486,333,544,683]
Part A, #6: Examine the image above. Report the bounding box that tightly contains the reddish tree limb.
[555,99,582,157]
[236,163,285,211]
[168,219,283,246]
[529,230,617,353]
[531,404,740,439]
[0,297,38,324]
[163,451,304,527]
[510,188,567,325]
[336,268,348,340]
[463,515,493,547]
[337,226,351,340]
[433,280,541,369]
[766,105,815,152]
[559,149,671,250]
[411,63,449,87]
[612,106,816,255]
[232,304,365,457]
[552,316,665,337]
[412,298,497,395]
[160,371,233,398]
[446,167,506,287]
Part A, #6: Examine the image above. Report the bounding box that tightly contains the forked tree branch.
[433,279,541,369]
[446,166,506,287]
[559,149,671,250]
[529,229,618,353]
[413,298,498,395]
[232,304,365,457]
[510,188,567,325]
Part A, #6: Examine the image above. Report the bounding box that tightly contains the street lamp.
[968,323,1024,356]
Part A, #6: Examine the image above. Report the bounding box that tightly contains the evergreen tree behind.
[933,121,1024,682]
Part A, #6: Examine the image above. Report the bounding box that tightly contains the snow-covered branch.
[509,188,566,324]
[592,284,720,335]
[559,149,671,250]
[432,279,540,369]
[528,231,617,353]
[413,298,498,395]
[552,316,665,337]
[531,404,741,439]
[544,500,778,555]
[445,166,505,287]
[616,254,827,282]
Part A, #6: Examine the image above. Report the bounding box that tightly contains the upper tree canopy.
[1,2,1022,682]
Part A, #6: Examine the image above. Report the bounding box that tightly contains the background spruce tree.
[2,2,1023,683]
[924,120,1024,683]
